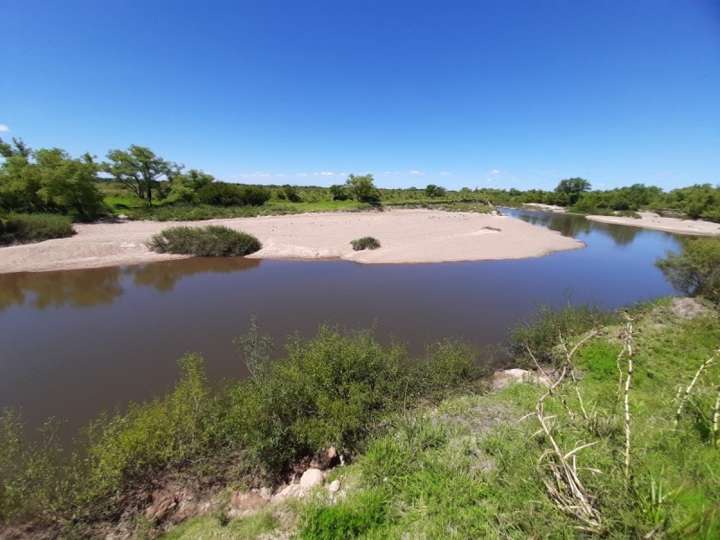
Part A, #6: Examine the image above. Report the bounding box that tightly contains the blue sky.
[1,1,719,190]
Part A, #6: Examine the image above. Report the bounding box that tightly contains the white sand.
[0,209,584,274]
[523,203,566,213]
[587,212,720,236]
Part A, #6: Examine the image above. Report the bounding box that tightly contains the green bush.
[147,225,262,257]
[196,182,270,207]
[350,236,380,251]
[81,355,216,505]
[657,237,720,303]
[223,327,478,475]
[0,213,74,245]
[509,304,617,366]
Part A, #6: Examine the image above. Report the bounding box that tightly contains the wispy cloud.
[439,171,452,176]
[409,169,424,176]
[489,168,500,175]
[0,124,9,133]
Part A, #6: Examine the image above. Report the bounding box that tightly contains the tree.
[281,184,302,202]
[165,169,215,203]
[104,145,179,207]
[555,178,591,206]
[425,184,446,198]
[0,138,104,219]
[329,184,350,201]
[657,237,720,304]
[345,174,380,204]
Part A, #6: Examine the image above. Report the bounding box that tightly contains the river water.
[0,209,681,435]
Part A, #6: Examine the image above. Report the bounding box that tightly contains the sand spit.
[587,212,720,236]
[0,209,584,274]
[522,203,566,213]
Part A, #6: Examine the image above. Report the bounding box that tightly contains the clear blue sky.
[2,0,719,190]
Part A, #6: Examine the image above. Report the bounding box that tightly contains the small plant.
[351,236,381,251]
[147,225,261,257]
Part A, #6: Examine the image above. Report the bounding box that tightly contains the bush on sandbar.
[0,213,74,246]
[351,236,381,251]
[147,225,261,257]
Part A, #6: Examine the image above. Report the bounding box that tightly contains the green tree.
[0,139,104,219]
[425,184,446,198]
[555,177,591,205]
[165,169,215,203]
[346,174,381,204]
[657,237,720,303]
[329,184,350,201]
[104,145,179,207]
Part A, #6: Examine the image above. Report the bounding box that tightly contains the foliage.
[555,177,591,205]
[148,226,262,257]
[424,184,447,198]
[81,355,217,505]
[653,184,720,222]
[104,145,180,207]
[163,169,215,204]
[329,184,350,201]
[657,237,720,303]
[279,184,302,202]
[572,184,662,214]
[0,138,105,220]
[0,213,74,245]
[350,236,380,251]
[195,182,271,207]
[345,174,381,204]
[0,411,67,523]
[509,303,617,366]
[222,327,480,476]
[300,302,720,538]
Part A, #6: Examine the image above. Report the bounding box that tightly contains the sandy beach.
[0,209,583,274]
[587,212,720,236]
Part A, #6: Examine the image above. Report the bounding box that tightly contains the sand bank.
[522,203,566,213]
[587,212,720,236]
[0,209,583,274]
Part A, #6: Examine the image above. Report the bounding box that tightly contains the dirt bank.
[0,209,584,274]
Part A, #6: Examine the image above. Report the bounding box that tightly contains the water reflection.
[503,207,643,246]
[0,257,262,311]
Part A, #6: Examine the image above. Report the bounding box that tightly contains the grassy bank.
[3,300,719,538]
[0,213,74,246]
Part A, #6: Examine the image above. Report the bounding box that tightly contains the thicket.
[148,226,262,257]
[350,236,381,251]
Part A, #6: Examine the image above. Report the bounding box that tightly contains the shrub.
[196,183,270,207]
[0,213,74,245]
[346,174,381,204]
[222,327,478,475]
[350,236,381,251]
[509,304,617,367]
[81,355,216,504]
[329,184,350,201]
[657,237,720,303]
[147,225,262,257]
[281,184,302,202]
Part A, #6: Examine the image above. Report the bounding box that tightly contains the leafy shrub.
[81,355,216,504]
[0,411,67,523]
[346,174,381,204]
[329,184,350,201]
[281,184,302,202]
[0,213,74,245]
[350,236,381,251]
[196,182,270,207]
[148,225,261,257]
[657,237,720,303]
[509,304,617,367]
[222,327,478,475]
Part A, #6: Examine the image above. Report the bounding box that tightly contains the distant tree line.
[1,136,718,223]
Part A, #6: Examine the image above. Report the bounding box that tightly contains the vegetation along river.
[0,209,681,439]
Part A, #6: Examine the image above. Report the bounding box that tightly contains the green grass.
[161,510,279,540]
[297,301,720,538]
